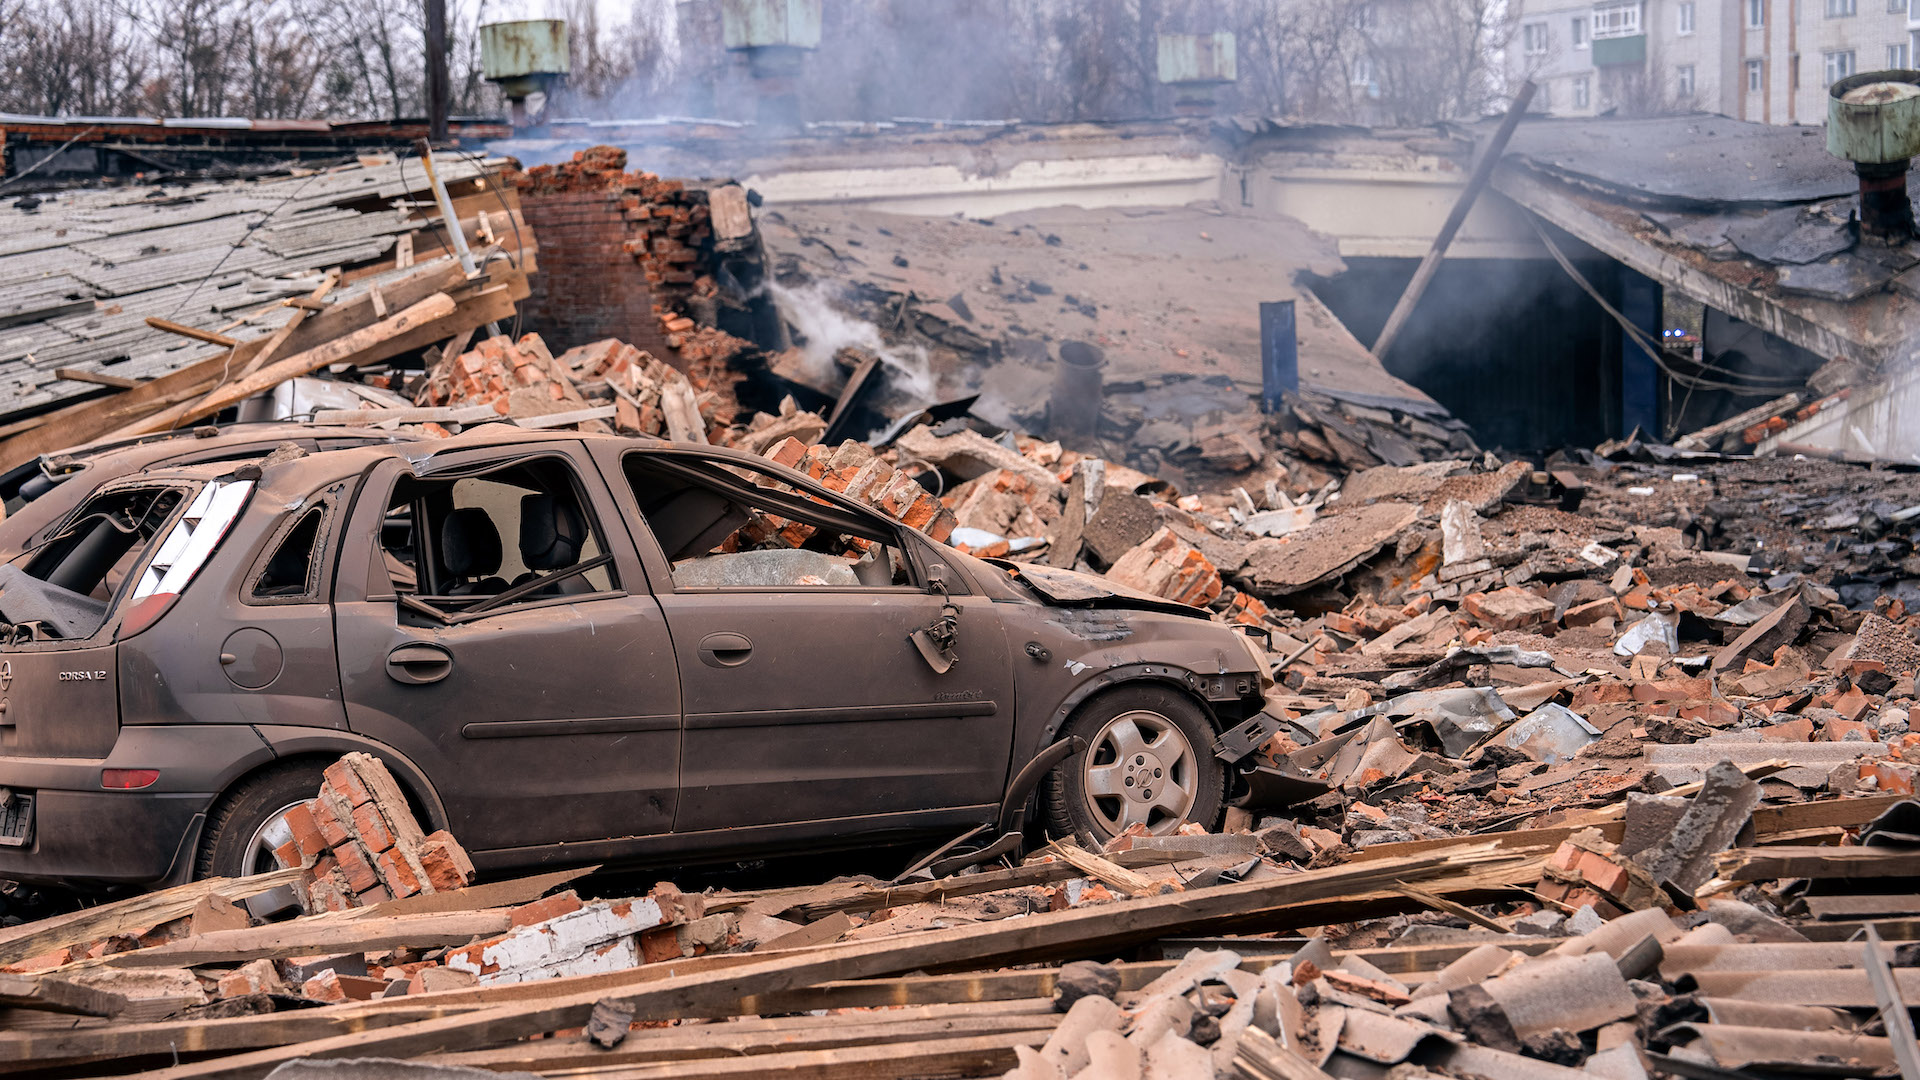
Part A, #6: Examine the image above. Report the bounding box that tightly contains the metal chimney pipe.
[1827,72,1920,244]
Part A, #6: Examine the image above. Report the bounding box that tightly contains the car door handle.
[698,632,753,668]
[386,643,454,685]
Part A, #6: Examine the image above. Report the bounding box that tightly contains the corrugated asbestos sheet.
[0,156,498,418]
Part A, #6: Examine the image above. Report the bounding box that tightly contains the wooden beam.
[1715,846,1920,882]
[427,1010,1059,1072]
[0,870,303,968]
[234,272,338,380]
[1371,80,1535,361]
[169,294,454,428]
[53,368,144,389]
[134,847,1523,1079]
[89,911,512,969]
[143,318,238,348]
[0,259,474,473]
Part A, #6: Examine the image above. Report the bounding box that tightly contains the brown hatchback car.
[0,429,1271,887]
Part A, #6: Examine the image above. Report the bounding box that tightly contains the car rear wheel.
[1043,686,1226,845]
[196,762,328,880]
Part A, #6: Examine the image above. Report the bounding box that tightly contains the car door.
[593,444,1018,836]
[331,444,683,854]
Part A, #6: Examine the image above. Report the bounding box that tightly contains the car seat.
[439,508,508,595]
[514,493,594,596]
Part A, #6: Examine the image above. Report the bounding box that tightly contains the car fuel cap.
[220,628,283,690]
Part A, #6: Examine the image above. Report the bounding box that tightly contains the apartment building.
[1512,0,1914,121]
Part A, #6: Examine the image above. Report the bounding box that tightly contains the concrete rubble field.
[0,141,1917,1080]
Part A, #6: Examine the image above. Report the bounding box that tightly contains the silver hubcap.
[245,801,305,876]
[1081,710,1198,836]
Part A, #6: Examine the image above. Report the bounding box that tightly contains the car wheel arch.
[1034,665,1228,751]
[244,726,449,834]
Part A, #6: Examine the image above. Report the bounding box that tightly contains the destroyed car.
[0,428,1271,886]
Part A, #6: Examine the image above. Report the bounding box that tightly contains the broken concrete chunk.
[1631,760,1762,895]
[1440,499,1486,566]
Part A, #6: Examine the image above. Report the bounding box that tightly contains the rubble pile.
[0,760,1908,1078]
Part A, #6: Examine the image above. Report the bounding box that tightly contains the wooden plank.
[726,847,1195,923]
[1749,795,1907,838]
[133,847,1522,1079]
[1349,821,1625,863]
[148,293,456,432]
[111,274,523,441]
[52,368,143,389]
[89,910,511,969]
[310,405,498,426]
[1716,846,1920,882]
[1041,841,1157,896]
[0,260,473,472]
[477,1030,1043,1080]
[513,404,617,429]
[0,869,303,968]
[0,1004,488,1066]
[234,272,338,380]
[427,1010,1059,1072]
[143,318,238,348]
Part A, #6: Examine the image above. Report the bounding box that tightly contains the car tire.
[1042,686,1226,846]
[196,761,330,880]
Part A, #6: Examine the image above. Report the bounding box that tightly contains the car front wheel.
[1043,686,1226,845]
[196,762,329,880]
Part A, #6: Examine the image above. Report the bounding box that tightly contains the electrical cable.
[1527,212,1807,395]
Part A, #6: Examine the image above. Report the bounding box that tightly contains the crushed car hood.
[987,559,1211,619]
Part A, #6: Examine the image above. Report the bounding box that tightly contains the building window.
[1893,43,1911,67]
[1677,64,1696,95]
[1352,55,1374,85]
[1351,4,1375,29]
[1825,49,1856,83]
[1892,0,1908,13]
[1592,1,1643,36]
[1572,15,1588,46]
[1748,0,1765,26]
[1677,2,1696,32]
[1522,21,1550,55]
[1574,74,1592,107]
[1824,0,1856,16]
[1912,30,1920,64]
[1746,57,1764,90]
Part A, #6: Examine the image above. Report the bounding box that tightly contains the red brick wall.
[516,191,674,359]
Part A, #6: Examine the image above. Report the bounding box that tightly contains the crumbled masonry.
[0,143,1916,1080]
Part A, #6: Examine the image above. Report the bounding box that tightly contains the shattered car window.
[623,454,911,589]
[379,457,615,613]
[0,480,250,641]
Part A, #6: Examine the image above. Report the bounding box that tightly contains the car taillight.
[117,592,177,640]
[102,769,159,790]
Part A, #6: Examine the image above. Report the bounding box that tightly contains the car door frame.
[329,439,687,865]
[583,440,1019,845]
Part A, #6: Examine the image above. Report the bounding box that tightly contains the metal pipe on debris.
[1051,340,1106,447]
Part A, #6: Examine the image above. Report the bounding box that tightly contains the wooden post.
[1370,81,1537,363]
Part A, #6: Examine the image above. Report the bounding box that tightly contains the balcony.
[1593,33,1647,65]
